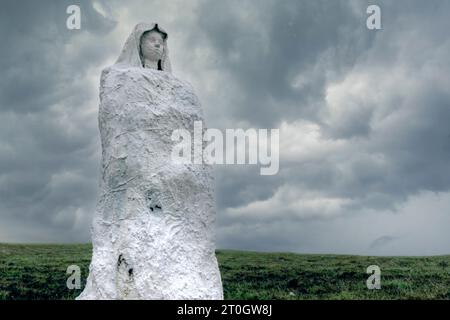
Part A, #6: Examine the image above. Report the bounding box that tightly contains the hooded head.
[115,22,172,73]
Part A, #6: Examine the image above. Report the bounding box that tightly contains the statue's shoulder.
[100,66,197,95]
[172,76,196,93]
[100,66,144,88]
[101,65,135,77]
[100,66,119,82]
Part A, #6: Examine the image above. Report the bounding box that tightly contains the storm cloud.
[0,0,449,255]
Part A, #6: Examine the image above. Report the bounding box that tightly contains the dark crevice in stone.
[117,254,125,267]
[117,254,130,268]
[117,254,134,279]
[146,190,163,213]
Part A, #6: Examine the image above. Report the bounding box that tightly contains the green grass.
[1,243,449,300]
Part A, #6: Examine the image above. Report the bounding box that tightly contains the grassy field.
[0,243,449,300]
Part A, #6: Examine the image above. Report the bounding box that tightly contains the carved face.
[141,30,164,63]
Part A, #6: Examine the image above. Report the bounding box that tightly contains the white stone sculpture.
[77,22,223,300]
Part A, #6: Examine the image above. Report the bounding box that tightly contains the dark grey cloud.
[0,0,116,113]
[369,236,397,250]
[0,0,117,241]
[203,0,450,255]
[192,0,376,128]
[215,166,282,211]
[0,0,449,256]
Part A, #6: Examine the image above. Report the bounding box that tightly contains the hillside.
[0,244,449,300]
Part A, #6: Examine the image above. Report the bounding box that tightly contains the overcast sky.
[1,0,450,256]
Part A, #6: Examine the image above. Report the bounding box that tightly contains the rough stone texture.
[77,23,223,300]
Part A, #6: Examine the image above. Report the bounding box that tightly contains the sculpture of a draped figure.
[77,22,223,300]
